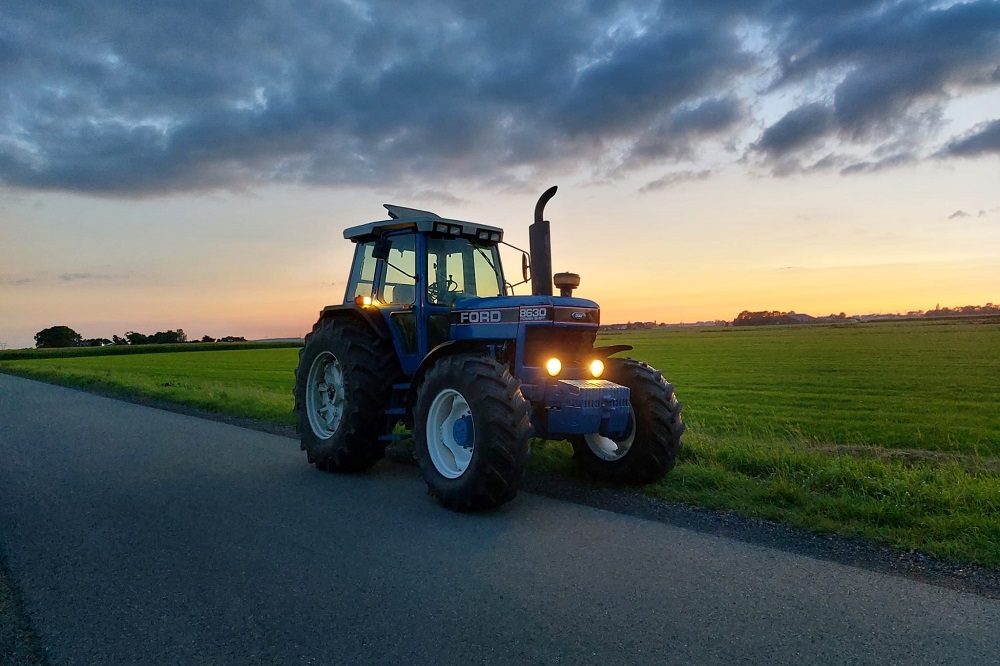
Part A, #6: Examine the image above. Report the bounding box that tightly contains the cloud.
[626,97,746,168]
[750,0,1000,170]
[948,210,971,219]
[938,118,1000,157]
[0,271,129,285]
[0,0,998,196]
[0,275,34,285]
[754,103,835,158]
[639,169,712,193]
[840,151,918,175]
[57,272,125,282]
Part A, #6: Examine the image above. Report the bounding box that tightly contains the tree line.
[33,325,246,348]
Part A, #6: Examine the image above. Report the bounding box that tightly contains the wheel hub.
[305,351,346,439]
[425,388,475,478]
[452,415,475,449]
[584,409,637,461]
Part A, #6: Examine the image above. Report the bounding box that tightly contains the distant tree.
[219,336,247,343]
[125,331,149,345]
[80,338,111,347]
[201,335,216,343]
[34,326,82,348]
[149,329,186,344]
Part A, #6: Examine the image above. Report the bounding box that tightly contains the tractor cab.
[340,207,509,375]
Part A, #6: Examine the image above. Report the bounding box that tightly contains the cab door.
[374,232,422,375]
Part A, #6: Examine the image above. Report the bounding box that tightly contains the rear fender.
[317,304,391,339]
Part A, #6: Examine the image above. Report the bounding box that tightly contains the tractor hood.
[451,295,600,326]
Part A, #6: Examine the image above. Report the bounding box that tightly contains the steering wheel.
[428,277,459,303]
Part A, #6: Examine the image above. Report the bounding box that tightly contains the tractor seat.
[390,284,415,305]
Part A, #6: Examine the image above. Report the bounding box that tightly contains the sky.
[1,0,998,348]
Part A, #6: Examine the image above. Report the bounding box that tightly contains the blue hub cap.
[452,415,475,449]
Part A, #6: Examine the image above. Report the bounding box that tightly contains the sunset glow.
[2,2,998,348]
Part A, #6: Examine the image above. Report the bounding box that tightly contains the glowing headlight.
[590,359,605,378]
[545,357,562,376]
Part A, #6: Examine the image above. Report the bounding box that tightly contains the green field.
[2,320,998,566]
[612,319,1000,455]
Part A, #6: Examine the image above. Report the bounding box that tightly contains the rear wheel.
[414,354,533,511]
[294,317,400,472]
[571,359,684,484]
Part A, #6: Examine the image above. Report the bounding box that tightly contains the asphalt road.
[1,374,999,665]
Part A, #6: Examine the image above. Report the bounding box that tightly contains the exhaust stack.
[529,186,557,296]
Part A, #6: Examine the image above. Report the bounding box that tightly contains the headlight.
[546,357,562,376]
[590,359,605,378]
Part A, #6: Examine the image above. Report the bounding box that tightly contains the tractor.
[293,187,684,510]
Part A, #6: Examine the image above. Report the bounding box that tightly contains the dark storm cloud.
[0,0,998,196]
[750,0,1000,169]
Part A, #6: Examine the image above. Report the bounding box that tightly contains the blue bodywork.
[332,211,632,440]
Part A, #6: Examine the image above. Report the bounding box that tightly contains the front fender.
[404,340,491,428]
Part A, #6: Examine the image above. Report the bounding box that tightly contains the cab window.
[346,242,378,301]
[377,234,417,305]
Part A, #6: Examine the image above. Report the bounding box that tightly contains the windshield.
[426,237,503,305]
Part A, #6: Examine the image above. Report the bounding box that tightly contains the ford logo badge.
[571,311,586,321]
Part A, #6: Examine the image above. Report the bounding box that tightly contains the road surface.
[1,373,998,665]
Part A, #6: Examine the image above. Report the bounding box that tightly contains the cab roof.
[343,204,505,243]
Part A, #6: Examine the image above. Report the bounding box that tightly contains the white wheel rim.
[425,388,474,479]
[306,351,346,439]
[584,410,636,461]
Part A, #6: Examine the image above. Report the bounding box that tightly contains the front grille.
[522,326,596,368]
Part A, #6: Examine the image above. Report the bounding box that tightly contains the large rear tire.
[414,354,533,511]
[293,317,400,472]
[570,359,684,484]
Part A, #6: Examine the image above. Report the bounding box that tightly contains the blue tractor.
[294,187,684,510]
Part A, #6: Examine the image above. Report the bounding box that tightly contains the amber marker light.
[546,357,562,376]
[354,295,373,307]
[590,359,605,378]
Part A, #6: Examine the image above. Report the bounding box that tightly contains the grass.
[0,340,301,361]
[0,346,301,426]
[2,320,998,567]
[607,318,1000,455]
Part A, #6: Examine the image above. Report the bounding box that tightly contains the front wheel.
[414,354,533,511]
[570,359,684,484]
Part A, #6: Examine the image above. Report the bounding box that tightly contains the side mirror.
[521,252,530,283]
[372,235,391,260]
